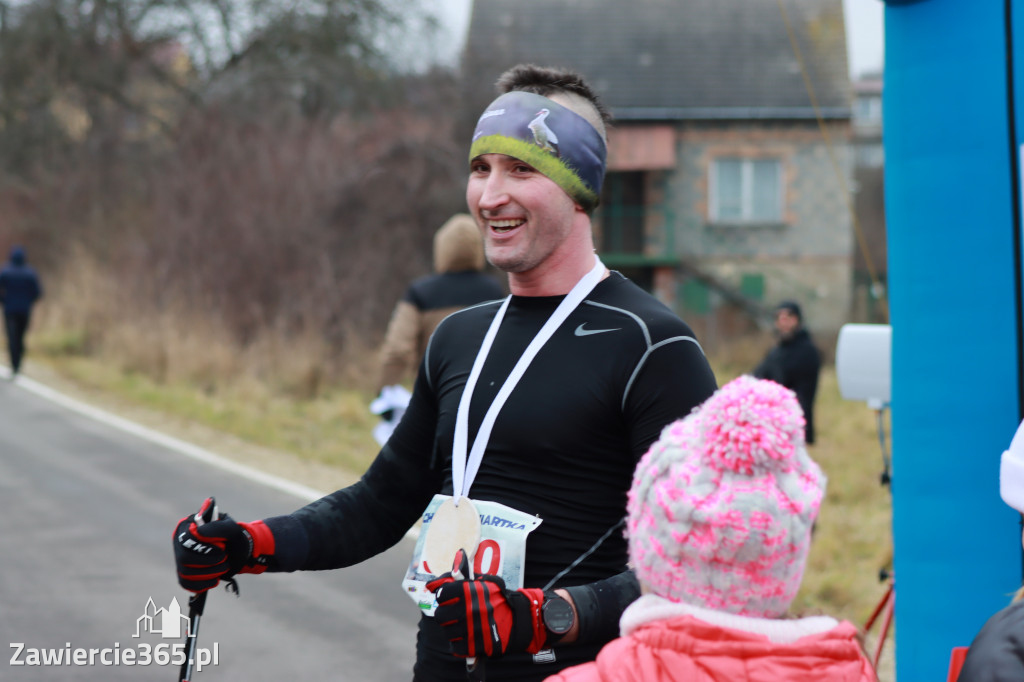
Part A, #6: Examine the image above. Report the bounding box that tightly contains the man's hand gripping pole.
[178,497,236,682]
[450,549,486,681]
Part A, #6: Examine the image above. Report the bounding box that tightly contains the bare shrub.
[133,104,463,342]
[22,81,468,395]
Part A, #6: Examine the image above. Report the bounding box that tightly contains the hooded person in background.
[371,214,506,444]
[753,300,821,444]
[547,376,877,682]
[957,419,1024,680]
[0,246,43,377]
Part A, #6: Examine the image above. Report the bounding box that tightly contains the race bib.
[401,494,542,616]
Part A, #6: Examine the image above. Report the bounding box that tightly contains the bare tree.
[0,0,464,388]
[0,0,440,176]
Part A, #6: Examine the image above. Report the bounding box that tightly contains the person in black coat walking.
[0,246,43,376]
[753,300,821,444]
[958,419,1024,681]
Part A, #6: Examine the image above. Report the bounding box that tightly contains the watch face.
[542,597,575,635]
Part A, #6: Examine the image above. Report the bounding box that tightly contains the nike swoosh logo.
[574,323,621,336]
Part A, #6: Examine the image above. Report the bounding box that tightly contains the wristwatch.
[541,592,575,642]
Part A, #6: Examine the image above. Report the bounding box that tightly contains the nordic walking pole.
[179,498,217,682]
[450,548,485,682]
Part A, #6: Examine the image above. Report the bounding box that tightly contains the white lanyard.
[452,257,606,503]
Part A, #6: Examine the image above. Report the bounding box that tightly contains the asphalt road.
[0,373,421,680]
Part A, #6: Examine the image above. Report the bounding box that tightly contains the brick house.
[462,0,853,341]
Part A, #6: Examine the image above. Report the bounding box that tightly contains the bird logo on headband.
[528,109,560,156]
[471,91,606,210]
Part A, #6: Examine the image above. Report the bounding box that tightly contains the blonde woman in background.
[370,214,505,444]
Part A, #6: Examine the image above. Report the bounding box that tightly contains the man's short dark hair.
[495,64,612,129]
[776,300,803,321]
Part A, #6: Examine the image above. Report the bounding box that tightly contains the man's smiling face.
[466,153,580,275]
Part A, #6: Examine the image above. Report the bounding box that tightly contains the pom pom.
[697,376,805,475]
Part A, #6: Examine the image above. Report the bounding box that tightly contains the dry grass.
[29,258,383,474]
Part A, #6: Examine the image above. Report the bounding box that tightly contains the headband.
[469,91,607,211]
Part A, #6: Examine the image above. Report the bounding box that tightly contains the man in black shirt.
[754,300,822,444]
[173,64,717,681]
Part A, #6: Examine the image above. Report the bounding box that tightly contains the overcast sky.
[844,0,884,77]
[436,0,885,79]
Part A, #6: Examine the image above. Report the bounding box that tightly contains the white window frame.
[709,157,783,224]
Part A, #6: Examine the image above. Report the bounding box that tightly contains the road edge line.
[6,368,423,541]
[8,369,326,502]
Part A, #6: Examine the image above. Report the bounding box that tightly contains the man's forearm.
[267,442,440,571]
[560,570,641,645]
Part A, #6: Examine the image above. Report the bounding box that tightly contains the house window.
[600,171,645,253]
[710,158,782,223]
[854,94,883,126]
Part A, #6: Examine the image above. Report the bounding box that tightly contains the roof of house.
[462,0,851,122]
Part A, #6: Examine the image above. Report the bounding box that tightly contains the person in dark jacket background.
[753,300,821,444]
[0,245,42,376]
[958,418,1024,681]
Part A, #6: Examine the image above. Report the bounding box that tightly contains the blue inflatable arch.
[884,0,1024,679]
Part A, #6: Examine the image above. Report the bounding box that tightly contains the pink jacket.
[546,595,878,682]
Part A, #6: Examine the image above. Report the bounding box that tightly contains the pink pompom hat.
[627,375,826,617]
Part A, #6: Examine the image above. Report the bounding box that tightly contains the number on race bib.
[474,538,501,576]
[403,494,542,615]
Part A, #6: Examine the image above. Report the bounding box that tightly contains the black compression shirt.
[265,272,718,680]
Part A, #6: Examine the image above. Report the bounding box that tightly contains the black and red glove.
[172,497,276,593]
[427,559,547,658]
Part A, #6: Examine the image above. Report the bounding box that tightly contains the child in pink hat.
[546,376,877,682]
